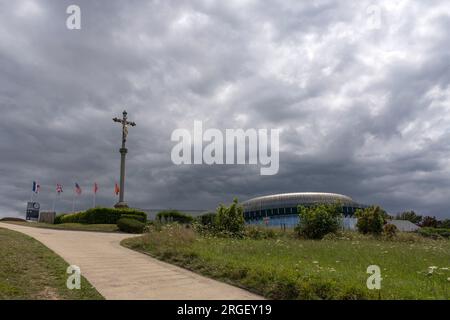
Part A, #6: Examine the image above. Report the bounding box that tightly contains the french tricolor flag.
[32,181,40,194]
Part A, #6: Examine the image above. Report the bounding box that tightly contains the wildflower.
[313,261,319,264]
[428,266,438,275]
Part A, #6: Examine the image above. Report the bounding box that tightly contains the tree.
[395,211,422,225]
[215,198,245,237]
[438,219,450,229]
[295,204,342,239]
[355,206,385,235]
[420,216,438,228]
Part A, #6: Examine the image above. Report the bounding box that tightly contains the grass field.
[0,227,103,299]
[2,221,119,232]
[122,225,450,300]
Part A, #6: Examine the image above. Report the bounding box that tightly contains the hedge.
[117,218,145,234]
[120,214,146,223]
[56,207,147,224]
[156,210,193,224]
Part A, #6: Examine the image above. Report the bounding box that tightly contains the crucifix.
[113,110,136,208]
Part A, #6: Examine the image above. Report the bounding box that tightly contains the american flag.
[75,183,82,195]
[93,182,98,194]
[56,184,63,194]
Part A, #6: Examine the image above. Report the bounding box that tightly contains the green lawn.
[0,228,103,299]
[3,221,119,233]
[122,225,450,300]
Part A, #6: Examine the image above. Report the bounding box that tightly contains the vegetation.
[418,227,450,239]
[116,218,145,234]
[295,204,342,239]
[214,198,246,237]
[2,221,119,232]
[355,206,386,235]
[420,216,439,228]
[395,211,422,225]
[0,217,26,222]
[120,214,146,223]
[383,223,398,239]
[196,212,216,227]
[156,210,194,224]
[0,227,103,299]
[56,207,147,225]
[122,224,450,300]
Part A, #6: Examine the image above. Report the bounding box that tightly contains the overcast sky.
[1,0,450,219]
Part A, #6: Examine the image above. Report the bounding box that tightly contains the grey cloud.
[1,0,450,219]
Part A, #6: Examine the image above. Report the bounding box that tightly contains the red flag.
[75,183,82,195]
[93,182,98,194]
[114,183,120,195]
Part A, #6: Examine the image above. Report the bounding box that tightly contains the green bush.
[355,206,385,235]
[215,198,245,237]
[117,218,145,234]
[244,225,277,239]
[58,208,147,224]
[420,216,439,228]
[156,210,193,224]
[383,223,398,238]
[120,214,146,223]
[53,214,66,224]
[196,212,216,227]
[418,227,450,239]
[295,204,342,239]
[0,217,26,222]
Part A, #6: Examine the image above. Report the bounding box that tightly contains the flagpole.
[93,191,96,208]
[52,190,57,212]
[72,191,75,213]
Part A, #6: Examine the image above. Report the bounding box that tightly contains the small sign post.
[26,202,40,220]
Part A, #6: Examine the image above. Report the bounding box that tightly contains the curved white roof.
[242,192,357,210]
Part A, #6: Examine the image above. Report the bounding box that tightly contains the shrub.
[53,214,66,224]
[355,206,385,235]
[418,227,450,239]
[120,214,146,223]
[383,223,398,238]
[156,210,193,224]
[244,225,277,239]
[295,204,342,239]
[117,218,145,234]
[59,208,147,224]
[0,217,26,222]
[420,216,439,228]
[196,212,216,227]
[439,219,450,229]
[215,198,245,237]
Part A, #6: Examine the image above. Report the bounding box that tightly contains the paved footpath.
[0,222,262,300]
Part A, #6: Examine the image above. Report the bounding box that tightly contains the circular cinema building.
[242,192,364,221]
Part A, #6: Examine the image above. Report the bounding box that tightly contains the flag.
[114,182,120,195]
[56,184,63,194]
[93,182,98,194]
[32,181,40,194]
[75,183,82,195]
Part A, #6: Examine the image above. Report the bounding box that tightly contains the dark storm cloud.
[1,0,450,219]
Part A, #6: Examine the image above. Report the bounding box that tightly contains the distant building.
[242,192,365,221]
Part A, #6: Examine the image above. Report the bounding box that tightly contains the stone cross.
[113,110,136,208]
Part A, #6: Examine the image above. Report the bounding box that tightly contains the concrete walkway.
[0,222,262,300]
